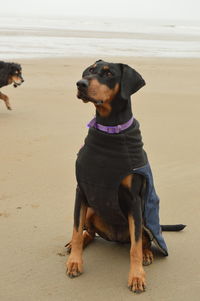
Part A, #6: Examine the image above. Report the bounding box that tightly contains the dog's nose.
[76,79,88,89]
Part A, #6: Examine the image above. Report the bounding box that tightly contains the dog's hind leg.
[66,186,87,278]
[0,92,12,110]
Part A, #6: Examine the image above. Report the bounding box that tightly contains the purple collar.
[87,116,134,134]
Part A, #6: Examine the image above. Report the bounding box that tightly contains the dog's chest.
[76,120,147,225]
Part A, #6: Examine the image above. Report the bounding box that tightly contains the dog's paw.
[66,255,83,278]
[143,249,153,266]
[128,268,146,293]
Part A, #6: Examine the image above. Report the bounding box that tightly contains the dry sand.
[0,56,200,301]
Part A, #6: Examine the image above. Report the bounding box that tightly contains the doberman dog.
[66,60,185,293]
[0,61,24,110]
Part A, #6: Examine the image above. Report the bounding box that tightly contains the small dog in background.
[0,61,24,110]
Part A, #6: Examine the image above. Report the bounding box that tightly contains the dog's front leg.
[66,186,87,278]
[0,92,12,110]
[128,212,146,293]
[121,175,146,293]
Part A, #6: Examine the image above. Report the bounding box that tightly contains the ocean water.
[0,15,200,59]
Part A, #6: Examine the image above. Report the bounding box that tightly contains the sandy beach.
[0,56,200,300]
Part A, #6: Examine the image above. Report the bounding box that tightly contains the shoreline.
[1,28,199,41]
[3,55,200,63]
[0,19,200,60]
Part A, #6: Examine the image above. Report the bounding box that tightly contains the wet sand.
[0,57,200,300]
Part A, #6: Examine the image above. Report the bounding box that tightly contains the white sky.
[1,0,200,20]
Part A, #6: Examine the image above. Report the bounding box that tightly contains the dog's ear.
[10,63,21,73]
[119,64,145,100]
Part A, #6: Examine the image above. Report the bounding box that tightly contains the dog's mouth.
[11,75,24,88]
[77,89,103,106]
[13,81,22,88]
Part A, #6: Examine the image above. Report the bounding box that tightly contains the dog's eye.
[89,67,95,74]
[103,70,113,77]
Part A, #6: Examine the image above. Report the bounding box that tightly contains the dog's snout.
[77,79,88,89]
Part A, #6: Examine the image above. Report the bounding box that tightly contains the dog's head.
[0,61,24,88]
[7,63,24,87]
[76,60,145,107]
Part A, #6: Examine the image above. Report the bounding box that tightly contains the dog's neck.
[95,95,133,126]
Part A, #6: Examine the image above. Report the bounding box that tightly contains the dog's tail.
[161,224,186,231]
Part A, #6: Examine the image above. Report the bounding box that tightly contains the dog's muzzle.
[77,79,89,90]
[76,79,103,106]
[13,77,24,88]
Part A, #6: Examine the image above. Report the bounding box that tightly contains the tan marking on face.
[87,79,119,117]
[103,65,109,70]
[10,75,23,84]
[88,79,119,102]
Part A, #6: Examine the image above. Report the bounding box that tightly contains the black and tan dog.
[0,61,24,110]
[66,60,185,293]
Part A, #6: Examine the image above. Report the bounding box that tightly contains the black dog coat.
[76,118,168,256]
